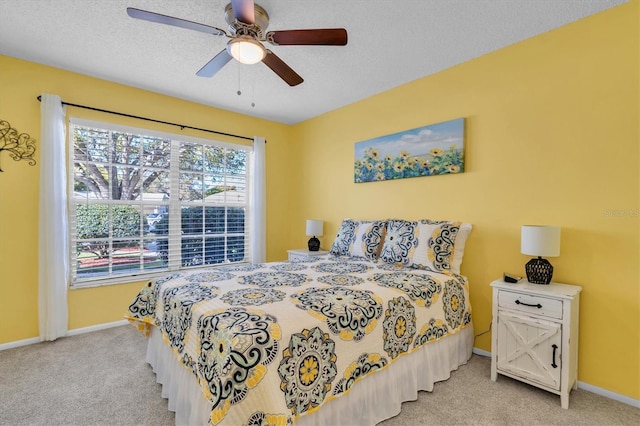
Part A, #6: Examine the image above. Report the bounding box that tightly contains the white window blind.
[69,118,251,287]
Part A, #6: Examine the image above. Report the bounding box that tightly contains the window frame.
[68,117,253,288]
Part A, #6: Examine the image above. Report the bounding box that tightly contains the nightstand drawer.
[498,291,563,319]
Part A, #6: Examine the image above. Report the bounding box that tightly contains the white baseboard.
[472,347,491,357]
[472,346,640,409]
[0,336,41,351]
[0,319,129,351]
[66,319,129,336]
[577,381,640,408]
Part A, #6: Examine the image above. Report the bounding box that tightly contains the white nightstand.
[490,278,582,409]
[287,249,329,261]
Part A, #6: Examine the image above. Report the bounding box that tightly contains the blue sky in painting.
[355,118,464,159]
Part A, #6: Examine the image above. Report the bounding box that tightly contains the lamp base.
[308,236,320,251]
[525,257,554,284]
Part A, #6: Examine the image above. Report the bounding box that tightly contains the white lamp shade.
[306,220,323,237]
[521,225,561,257]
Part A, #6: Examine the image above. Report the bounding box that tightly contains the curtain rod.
[36,95,254,141]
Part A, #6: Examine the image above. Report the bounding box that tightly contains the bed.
[126,219,474,425]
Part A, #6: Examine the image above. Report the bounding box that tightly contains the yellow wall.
[0,55,297,340]
[291,1,639,399]
[0,0,637,402]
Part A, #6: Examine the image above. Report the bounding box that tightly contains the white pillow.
[450,223,472,275]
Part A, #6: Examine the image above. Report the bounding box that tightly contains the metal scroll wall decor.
[0,119,37,172]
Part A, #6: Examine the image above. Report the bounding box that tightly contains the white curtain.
[250,137,266,263]
[38,93,69,341]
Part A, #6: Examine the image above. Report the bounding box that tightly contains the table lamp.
[521,225,561,284]
[306,220,323,251]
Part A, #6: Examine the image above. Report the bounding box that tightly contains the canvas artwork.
[354,117,464,183]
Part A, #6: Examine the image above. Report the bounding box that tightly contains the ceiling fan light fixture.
[227,36,266,65]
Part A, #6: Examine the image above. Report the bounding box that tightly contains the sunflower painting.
[354,118,464,183]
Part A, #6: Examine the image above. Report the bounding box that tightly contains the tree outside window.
[70,121,249,285]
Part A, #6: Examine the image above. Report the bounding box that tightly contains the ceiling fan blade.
[266,29,348,46]
[230,0,255,24]
[196,49,233,77]
[262,50,303,86]
[126,7,226,36]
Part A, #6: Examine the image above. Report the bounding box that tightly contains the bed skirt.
[146,323,474,425]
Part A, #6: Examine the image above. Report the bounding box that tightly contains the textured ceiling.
[0,0,626,124]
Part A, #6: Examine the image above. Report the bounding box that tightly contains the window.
[69,118,251,287]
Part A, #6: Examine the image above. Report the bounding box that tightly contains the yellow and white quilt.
[126,255,472,425]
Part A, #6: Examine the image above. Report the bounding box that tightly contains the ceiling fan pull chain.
[251,68,256,108]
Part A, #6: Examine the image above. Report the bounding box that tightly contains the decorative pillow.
[330,219,387,261]
[348,220,386,260]
[379,219,417,264]
[410,219,472,275]
[410,220,462,274]
[379,219,472,275]
[330,219,357,256]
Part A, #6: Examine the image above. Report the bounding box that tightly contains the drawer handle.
[551,344,558,368]
[515,299,542,309]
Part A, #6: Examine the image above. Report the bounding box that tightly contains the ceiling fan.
[126,0,348,86]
